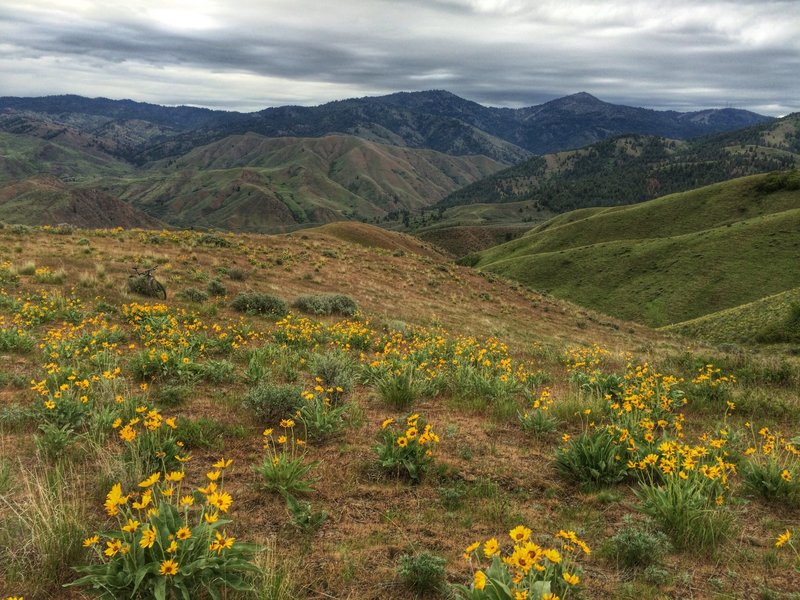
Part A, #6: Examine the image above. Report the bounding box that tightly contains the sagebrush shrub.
[227,267,248,281]
[243,382,304,421]
[311,350,355,401]
[196,233,232,247]
[292,294,358,317]
[603,515,671,568]
[398,552,447,592]
[207,279,227,296]
[179,287,209,303]
[231,291,287,318]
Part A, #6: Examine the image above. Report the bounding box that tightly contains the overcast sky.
[1,0,797,116]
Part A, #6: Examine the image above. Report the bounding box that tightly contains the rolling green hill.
[468,172,800,329]
[664,287,800,344]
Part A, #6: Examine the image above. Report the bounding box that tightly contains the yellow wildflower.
[463,541,480,559]
[121,519,140,533]
[159,558,179,576]
[509,525,531,543]
[140,527,157,549]
[776,530,792,548]
[138,472,161,488]
[473,570,487,590]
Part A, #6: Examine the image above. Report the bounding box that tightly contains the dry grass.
[0,225,798,599]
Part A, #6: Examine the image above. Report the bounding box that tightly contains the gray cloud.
[0,0,797,115]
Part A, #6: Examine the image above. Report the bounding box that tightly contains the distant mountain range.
[0,90,778,230]
[0,90,770,165]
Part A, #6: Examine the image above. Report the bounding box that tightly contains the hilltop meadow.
[0,222,798,599]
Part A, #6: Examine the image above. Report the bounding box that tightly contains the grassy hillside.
[0,131,132,181]
[0,177,163,229]
[437,114,800,214]
[0,131,504,231]
[0,224,798,600]
[298,221,449,259]
[470,172,800,328]
[106,133,504,232]
[664,287,800,345]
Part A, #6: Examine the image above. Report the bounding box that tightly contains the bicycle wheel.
[151,279,167,300]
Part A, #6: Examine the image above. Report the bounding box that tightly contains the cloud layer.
[1,0,797,115]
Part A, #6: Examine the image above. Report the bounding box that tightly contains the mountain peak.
[565,92,602,103]
[542,92,606,109]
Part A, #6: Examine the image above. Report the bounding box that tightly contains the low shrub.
[243,382,304,422]
[228,267,248,281]
[196,233,233,247]
[179,287,209,303]
[292,294,358,317]
[602,515,671,568]
[231,291,288,319]
[311,350,355,402]
[207,279,227,296]
[398,552,447,593]
[127,274,166,299]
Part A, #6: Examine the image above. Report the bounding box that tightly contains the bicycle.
[129,266,167,300]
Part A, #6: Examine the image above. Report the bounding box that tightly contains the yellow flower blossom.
[121,518,140,533]
[473,570,487,590]
[138,472,161,488]
[776,530,792,548]
[509,525,532,543]
[140,527,157,549]
[159,558,179,576]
